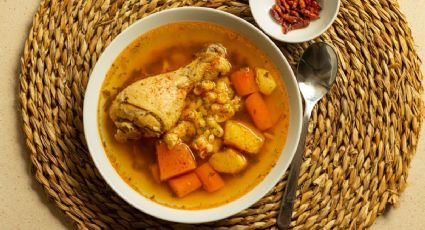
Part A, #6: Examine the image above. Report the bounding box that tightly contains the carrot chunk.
[230,67,259,96]
[168,172,202,197]
[156,142,196,181]
[195,163,225,192]
[245,92,273,130]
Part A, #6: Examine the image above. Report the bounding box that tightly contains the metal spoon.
[277,42,338,229]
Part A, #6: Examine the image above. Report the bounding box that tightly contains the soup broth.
[98,22,290,209]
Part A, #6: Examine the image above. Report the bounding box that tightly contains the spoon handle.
[277,104,313,229]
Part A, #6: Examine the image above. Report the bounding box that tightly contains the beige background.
[0,1,423,229]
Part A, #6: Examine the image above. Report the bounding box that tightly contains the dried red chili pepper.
[282,14,300,23]
[310,1,321,11]
[292,0,298,9]
[301,9,320,19]
[278,0,290,10]
[282,22,289,34]
[299,0,306,9]
[275,5,287,18]
[290,20,310,30]
[270,8,282,23]
[289,10,300,17]
[271,0,321,34]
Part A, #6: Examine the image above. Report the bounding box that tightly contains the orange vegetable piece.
[230,67,259,96]
[168,172,202,197]
[195,163,225,192]
[149,164,160,183]
[156,142,197,181]
[245,92,274,130]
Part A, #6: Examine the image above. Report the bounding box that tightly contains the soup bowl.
[83,7,302,223]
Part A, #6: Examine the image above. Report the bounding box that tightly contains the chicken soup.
[98,22,290,209]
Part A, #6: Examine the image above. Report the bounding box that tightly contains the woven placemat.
[19,0,424,229]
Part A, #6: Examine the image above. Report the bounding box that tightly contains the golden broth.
[98,22,290,209]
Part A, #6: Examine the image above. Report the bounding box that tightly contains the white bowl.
[83,7,302,224]
[249,0,340,43]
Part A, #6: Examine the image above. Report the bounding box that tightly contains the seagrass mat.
[19,0,424,229]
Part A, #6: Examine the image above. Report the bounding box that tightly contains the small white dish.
[83,7,302,224]
[249,0,340,43]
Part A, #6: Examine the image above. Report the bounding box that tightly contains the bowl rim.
[248,0,341,43]
[83,6,302,224]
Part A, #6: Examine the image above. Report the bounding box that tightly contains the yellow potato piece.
[223,120,265,154]
[255,68,276,95]
[209,148,247,174]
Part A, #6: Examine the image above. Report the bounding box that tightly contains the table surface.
[0,1,423,229]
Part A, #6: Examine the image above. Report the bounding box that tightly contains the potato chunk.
[223,120,265,154]
[255,68,276,95]
[209,148,247,174]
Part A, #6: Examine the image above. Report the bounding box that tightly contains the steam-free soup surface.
[98,22,290,209]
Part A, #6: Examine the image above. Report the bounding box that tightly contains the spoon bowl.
[278,42,338,229]
[297,42,338,102]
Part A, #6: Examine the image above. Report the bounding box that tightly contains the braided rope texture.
[19,0,424,229]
